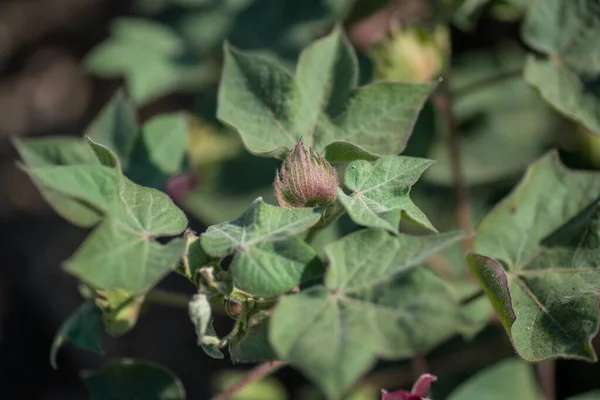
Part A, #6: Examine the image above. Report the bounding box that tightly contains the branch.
[454,69,522,99]
[212,361,288,400]
[145,289,190,309]
[432,78,474,254]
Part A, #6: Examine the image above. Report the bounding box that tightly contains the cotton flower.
[274,140,338,208]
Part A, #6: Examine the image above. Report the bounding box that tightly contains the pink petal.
[381,374,437,400]
[411,374,437,396]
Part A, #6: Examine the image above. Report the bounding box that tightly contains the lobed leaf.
[85,18,215,105]
[338,156,436,233]
[270,228,464,399]
[22,138,188,295]
[470,150,600,361]
[523,0,600,135]
[217,26,435,162]
[201,198,323,296]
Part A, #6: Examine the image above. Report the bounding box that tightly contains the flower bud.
[274,140,338,208]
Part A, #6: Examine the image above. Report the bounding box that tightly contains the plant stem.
[305,205,346,244]
[145,288,190,309]
[211,361,288,400]
[537,360,556,400]
[411,354,429,379]
[454,69,522,99]
[433,78,474,254]
[459,289,484,306]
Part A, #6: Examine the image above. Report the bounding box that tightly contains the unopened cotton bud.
[274,140,338,208]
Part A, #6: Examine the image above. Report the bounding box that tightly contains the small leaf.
[83,359,186,400]
[522,0,600,134]
[201,198,323,296]
[50,301,103,369]
[270,228,464,399]
[218,26,435,162]
[338,156,436,233]
[448,358,541,400]
[471,150,600,362]
[201,323,225,359]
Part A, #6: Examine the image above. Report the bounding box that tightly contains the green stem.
[453,69,522,99]
[305,205,346,244]
[459,289,484,306]
[145,289,190,309]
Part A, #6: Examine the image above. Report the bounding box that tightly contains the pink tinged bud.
[274,140,338,208]
[381,374,437,400]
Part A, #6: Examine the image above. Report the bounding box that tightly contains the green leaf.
[270,228,464,399]
[83,359,186,400]
[201,198,323,297]
[142,113,189,175]
[50,301,104,369]
[27,139,188,294]
[201,323,225,359]
[470,150,600,362]
[86,92,190,188]
[448,358,541,400]
[338,156,436,233]
[13,137,103,227]
[217,26,434,162]
[86,90,139,170]
[522,0,600,135]
[86,18,216,105]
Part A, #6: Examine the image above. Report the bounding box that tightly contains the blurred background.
[1,0,600,399]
